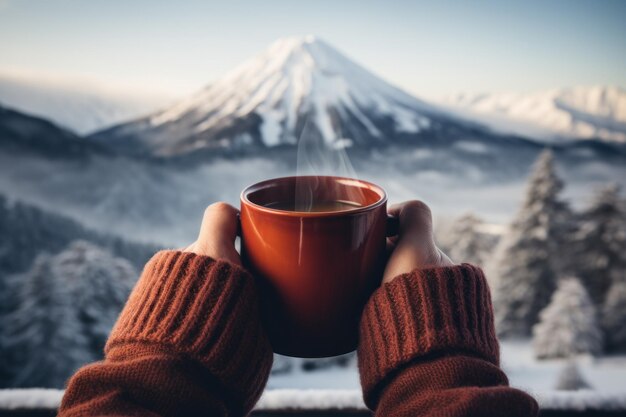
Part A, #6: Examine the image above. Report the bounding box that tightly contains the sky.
[0,0,625,99]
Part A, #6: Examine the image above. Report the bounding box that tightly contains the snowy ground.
[3,387,626,412]
[1,341,624,411]
[267,340,626,395]
[501,340,626,395]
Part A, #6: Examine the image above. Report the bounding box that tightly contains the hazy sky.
[0,0,624,99]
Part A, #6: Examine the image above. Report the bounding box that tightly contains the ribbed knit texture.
[60,254,538,417]
[60,250,273,417]
[358,264,538,416]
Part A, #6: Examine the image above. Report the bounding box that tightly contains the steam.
[295,119,364,211]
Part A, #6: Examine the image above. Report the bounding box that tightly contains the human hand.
[182,202,241,265]
[383,200,453,284]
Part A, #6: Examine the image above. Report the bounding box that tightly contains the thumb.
[198,202,239,244]
[188,202,241,264]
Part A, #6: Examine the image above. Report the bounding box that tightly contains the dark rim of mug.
[240,175,387,217]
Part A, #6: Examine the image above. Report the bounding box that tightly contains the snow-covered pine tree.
[572,185,626,305]
[445,213,493,266]
[602,280,626,352]
[2,255,91,388]
[53,241,137,358]
[533,277,603,359]
[1,241,137,388]
[0,195,20,383]
[493,149,573,337]
[554,361,592,390]
[0,192,158,276]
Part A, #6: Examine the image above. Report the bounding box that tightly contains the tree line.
[443,150,626,358]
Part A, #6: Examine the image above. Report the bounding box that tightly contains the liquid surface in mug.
[264,200,363,212]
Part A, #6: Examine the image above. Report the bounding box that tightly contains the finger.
[388,200,433,237]
[199,202,239,244]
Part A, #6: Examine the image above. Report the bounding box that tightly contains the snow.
[0,389,63,409]
[3,377,626,411]
[534,391,626,411]
[0,341,625,410]
[256,389,365,410]
[500,340,626,394]
[439,86,626,143]
[453,140,490,154]
[266,340,626,399]
[440,213,494,266]
[1,241,136,388]
[533,278,603,359]
[555,362,592,391]
[137,35,438,154]
[492,150,570,338]
[260,110,284,146]
[603,281,626,351]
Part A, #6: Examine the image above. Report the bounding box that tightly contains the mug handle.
[238,213,399,237]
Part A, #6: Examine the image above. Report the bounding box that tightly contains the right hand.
[383,200,453,284]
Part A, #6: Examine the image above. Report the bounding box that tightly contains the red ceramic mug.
[240,176,397,357]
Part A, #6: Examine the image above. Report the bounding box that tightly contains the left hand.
[181,202,241,265]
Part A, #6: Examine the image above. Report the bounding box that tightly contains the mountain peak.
[249,35,347,76]
[92,37,439,155]
[269,35,323,50]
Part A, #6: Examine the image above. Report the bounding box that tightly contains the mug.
[240,176,396,357]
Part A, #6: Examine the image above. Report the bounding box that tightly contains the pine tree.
[53,241,137,357]
[533,278,603,359]
[0,195,13,381]
[0,192,158,276]
[0,241,137,388]
[445,213,493,266]
[493,150,573,337]
[555,362,592,390]
[572,185,626,305]
[2,255,90,388]
[602,281,626,352]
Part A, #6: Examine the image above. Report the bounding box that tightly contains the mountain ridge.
[0,104,112,158]
[89,36,468,156]
[440,85,626,143]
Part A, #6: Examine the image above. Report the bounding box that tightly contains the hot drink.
[264,200,362,212]
[240,175,393,357]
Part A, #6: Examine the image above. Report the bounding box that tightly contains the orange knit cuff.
[358,264,499,405]
[106,251,273,402]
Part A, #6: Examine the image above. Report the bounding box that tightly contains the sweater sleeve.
[59,250,273,417]
[358,264,539,417]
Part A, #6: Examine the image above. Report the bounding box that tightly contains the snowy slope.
[440,86,626,143]
[0,74,175,135]
[91,36,447,156]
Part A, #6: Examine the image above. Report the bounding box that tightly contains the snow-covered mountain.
[0,74,176,135]
[440,86,626,143]
[91,36,457,156]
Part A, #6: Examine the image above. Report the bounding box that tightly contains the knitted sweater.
[59,251,538,416]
